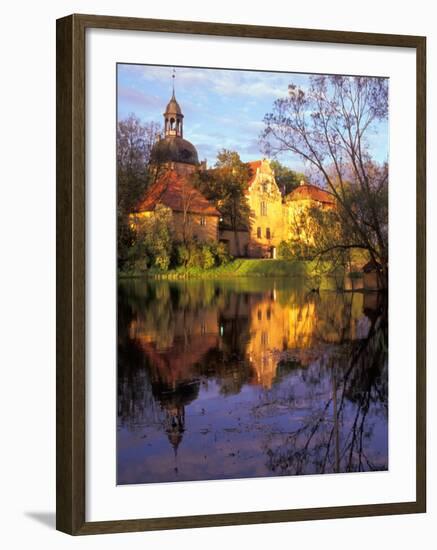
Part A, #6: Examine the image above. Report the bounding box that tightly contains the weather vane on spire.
[172,68,176,95]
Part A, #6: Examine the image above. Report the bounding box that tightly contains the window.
[257,227,262,238]
[260,201,267,216]
[261,331,268,346]
[200,216,206,226]
[266,227,271,239]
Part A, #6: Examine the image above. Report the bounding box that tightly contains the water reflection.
[117,278,388,484]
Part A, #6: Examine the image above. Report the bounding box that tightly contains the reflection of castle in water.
[129,288,373,385]
[121,281,384,453]
[157,379,199,456]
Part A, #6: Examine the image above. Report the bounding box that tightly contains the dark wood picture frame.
[56,13,426,535]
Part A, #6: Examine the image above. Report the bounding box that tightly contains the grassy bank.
[119,259,346,289]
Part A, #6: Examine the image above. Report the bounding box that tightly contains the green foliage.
[214,241,231,266]
[277,240,294,260]
[201,246,215,270]
[175,243,190,267]
[175,240,231,271]
[270,160,305,196]
[192,150,252,255]
[129,204,174,272]
[277,239,314,261]
[117,114,161,268]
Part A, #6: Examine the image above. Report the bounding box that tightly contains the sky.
[117,64,389,172]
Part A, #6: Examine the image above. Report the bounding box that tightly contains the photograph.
[116,64,389,485]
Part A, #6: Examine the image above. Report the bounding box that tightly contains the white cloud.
[121,64,293,100]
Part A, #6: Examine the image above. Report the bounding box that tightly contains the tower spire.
[163,70,184,138]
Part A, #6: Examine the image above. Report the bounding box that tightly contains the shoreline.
[117,258,373,291]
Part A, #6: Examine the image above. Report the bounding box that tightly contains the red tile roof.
[135,334,219,386]
[247,160,262,188]
[362,260,383,273]
[134,170,220,217]
[287,183,335,204]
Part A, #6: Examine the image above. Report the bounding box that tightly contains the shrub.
[123,220,234,273]
[155,252,171,271]
[201,245,215,270]
[176,243,190,267]
[127,204,175,272]
[214,241,231,265]
[277,240,294,260]
[277,239,316,261]
[173,240,231,270]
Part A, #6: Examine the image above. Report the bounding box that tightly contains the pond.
[117,277,388,484]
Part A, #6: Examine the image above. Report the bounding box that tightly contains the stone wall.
[172,211,219,242]
[219,229,250,257]
[130,210,219,243]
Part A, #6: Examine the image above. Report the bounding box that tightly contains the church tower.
[164,90,184,138]
[150,69,199,174]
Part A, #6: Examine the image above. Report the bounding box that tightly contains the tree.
[130,204,174,272]
[117,114,161,266]
[193,150,252,256]
[179,179,198,244]
[270,160,305,196]
[261,76,389,287]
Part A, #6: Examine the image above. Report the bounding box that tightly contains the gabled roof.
[287,183,335,204]
[134,170,220,217]
[247,160,263,188]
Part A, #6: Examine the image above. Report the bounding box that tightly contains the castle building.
[246,159,288,258]
[130,90,220,242]
[220,159,335,258]
[131,87,335,257]
[132,170,220,243]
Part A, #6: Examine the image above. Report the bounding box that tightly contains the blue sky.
[117,64,388,172]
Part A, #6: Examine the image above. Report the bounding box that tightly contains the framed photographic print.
[56,14,426,535]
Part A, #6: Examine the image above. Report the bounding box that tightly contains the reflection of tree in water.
[261,294,388,475]
[117,336,164,429]
[199,292,254,396]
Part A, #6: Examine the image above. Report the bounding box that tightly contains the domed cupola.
[150,71,199,169]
